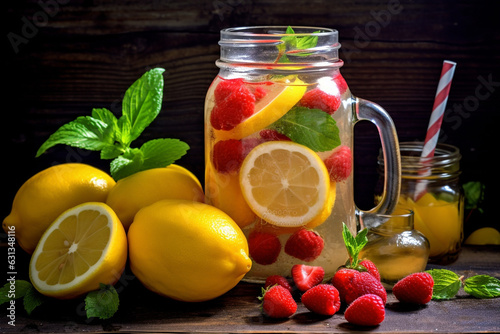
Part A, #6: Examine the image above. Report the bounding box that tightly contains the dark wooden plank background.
[4,0,499,239]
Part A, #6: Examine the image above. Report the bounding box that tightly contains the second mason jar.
[204,26,401,282]
[378,141,464,265]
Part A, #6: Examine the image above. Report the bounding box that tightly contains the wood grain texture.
[1,246,499,333]
[3,0,499,237]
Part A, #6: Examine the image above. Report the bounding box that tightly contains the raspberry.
[250,86,268,100]
[259,285,297,318]
[299,88,341,114]
[360,259,381,281]
[212,138,260,173]
[324,145,352,182]
[333,72,348,95]
[301,284,341,316]
[264,275,293,293]
[284,229,324,262]
[392,272,434,305]
[331,268,387,305]
[291,264,325,292]
[212,139,244,173]
[344,294,385,326]
[248,231,281,265]
[210,78,256,131]
[259,129,291,142]
[214,78,245,101]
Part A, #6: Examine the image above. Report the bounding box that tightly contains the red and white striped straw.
[414,60,456,200]
[421,60,457,159]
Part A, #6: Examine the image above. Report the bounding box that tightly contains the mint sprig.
[276,26,320,63]
[426,269,500,300]
[269,106,341,152]
[36,68,189,180]
[341,222,368,270]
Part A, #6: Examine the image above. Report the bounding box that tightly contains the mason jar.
[205,26,401,282]
[378,141,463,264]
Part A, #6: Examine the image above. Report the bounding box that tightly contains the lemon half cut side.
[29,202,128,299]
[239,141,330,227]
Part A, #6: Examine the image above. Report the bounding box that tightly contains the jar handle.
[354,97,401,228]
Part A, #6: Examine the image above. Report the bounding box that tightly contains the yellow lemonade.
[397,193,463,262]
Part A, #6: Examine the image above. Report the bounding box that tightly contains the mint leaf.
[140,138,189,170]
[0,280,31,303]
[120,68,165,145]
[342,223,368,268]
[463,181,485,213]
[23,286,44,315]
[109,139,189,180]
[426,269,462,300]
[0,280,44,315]
[464,275,500,299]
[110,148,144,180]
[85,284,119,320]
[269,106,340,152]
[36,116,115,157]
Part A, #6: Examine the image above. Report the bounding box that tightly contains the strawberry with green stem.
[332,223,386,305]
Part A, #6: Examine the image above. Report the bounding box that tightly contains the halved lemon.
[239,141,330,227]
[213,78,307,140]
[29,202,128,299]
[252,181,337,235]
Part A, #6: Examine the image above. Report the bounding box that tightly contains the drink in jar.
[205,73,355,282]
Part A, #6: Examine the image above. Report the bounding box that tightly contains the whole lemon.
[127,199,252,302]
[106,164,205,230]
[3,163,116,254]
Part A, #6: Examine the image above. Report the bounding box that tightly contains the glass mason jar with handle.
[204,26,401,282]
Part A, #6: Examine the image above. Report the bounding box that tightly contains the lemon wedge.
[214,78,306,140]
[29,202,127,299]
[239,141,330,227]
[465,227,500,245]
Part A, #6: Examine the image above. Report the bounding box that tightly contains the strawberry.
[301,284,341,316]
[284,229,324,262]
[259,285,297,318]
[360,259,381,281]
[291,264,325,292]
[344,294,385,326]
[333,72,348,95]
[299,87,341,115]
[248,231,281,265]
[324,145,352,182]
[210,78,256,131]
[331,268,387,305]
[392,272,434,305]
[264,275,293,293]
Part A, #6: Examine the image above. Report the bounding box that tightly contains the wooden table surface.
[1,245,499,333]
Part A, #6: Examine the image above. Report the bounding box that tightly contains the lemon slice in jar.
[239,141,330,227]
[29,202,127,299]
[214,78,307,141]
